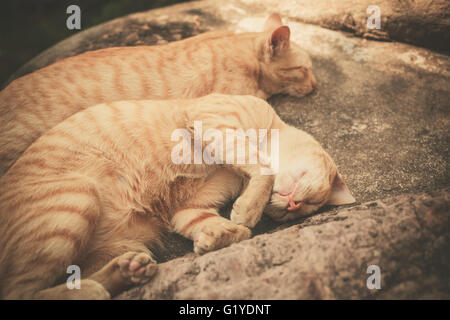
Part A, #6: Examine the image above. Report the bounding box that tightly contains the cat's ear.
[267,26,291,57]
[327,174,356,205]
[263,13,283,32]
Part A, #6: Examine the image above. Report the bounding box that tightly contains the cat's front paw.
[194,221,251,255]
[117,252,157,284]
[230,197,264,228]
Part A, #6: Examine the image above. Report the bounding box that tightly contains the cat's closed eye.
[279,66,305,72]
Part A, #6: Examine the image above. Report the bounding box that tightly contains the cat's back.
[1,29,255,94]
[0,98,187,188]
[0,29,251,120]
[1,94,272,188]
[1,29,238,91]
[0,93,274,193]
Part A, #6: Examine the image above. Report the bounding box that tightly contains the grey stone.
[117,189,450,299]
[248,0,450,51]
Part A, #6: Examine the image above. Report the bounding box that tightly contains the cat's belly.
[85,167,244,266]
[178,168,244,210]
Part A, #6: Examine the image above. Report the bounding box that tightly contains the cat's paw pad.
[117,252,157,284]
[194,222,251,255]
[230,199,263,228]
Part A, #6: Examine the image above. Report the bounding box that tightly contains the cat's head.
[265,126,355,221]
[257,14,318,98]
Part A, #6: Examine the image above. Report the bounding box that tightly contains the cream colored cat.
[0,13,317,176]
[0,94,353,299]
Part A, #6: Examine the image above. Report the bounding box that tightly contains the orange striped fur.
[0,94,353,299]
[0,14,317,176]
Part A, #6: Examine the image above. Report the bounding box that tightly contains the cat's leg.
[18,247,157,299]
[33,249,158,299]
[171,208,251,254]
[181,98,276,228]
[88,248,157,297]
[229,166,275,228]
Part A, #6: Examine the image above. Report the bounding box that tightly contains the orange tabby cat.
[0,13,317,177]
[0,94,352,299]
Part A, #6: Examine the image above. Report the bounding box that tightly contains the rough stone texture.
[118,189,450,299]
[247,0,450,51]
[4,0,450,298]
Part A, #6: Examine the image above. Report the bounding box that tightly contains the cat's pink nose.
[287,199,303,211]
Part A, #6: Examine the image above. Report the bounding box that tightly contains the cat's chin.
[286,86,316,98]
[270,212,291,222]
[267,211,313,223]
[265,206,293,222]
[265,203,321,222]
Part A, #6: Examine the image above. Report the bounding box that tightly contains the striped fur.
[0,94,351,299]
[0,14,317,176]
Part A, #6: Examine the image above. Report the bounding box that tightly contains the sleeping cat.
[0,13,317,177]
[0,94,353,299]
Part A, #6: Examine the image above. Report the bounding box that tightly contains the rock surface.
[246,0,450,52]
[5,0,450,298]
[118,189,450,299]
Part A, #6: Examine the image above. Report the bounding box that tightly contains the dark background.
[0,0,190,86]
